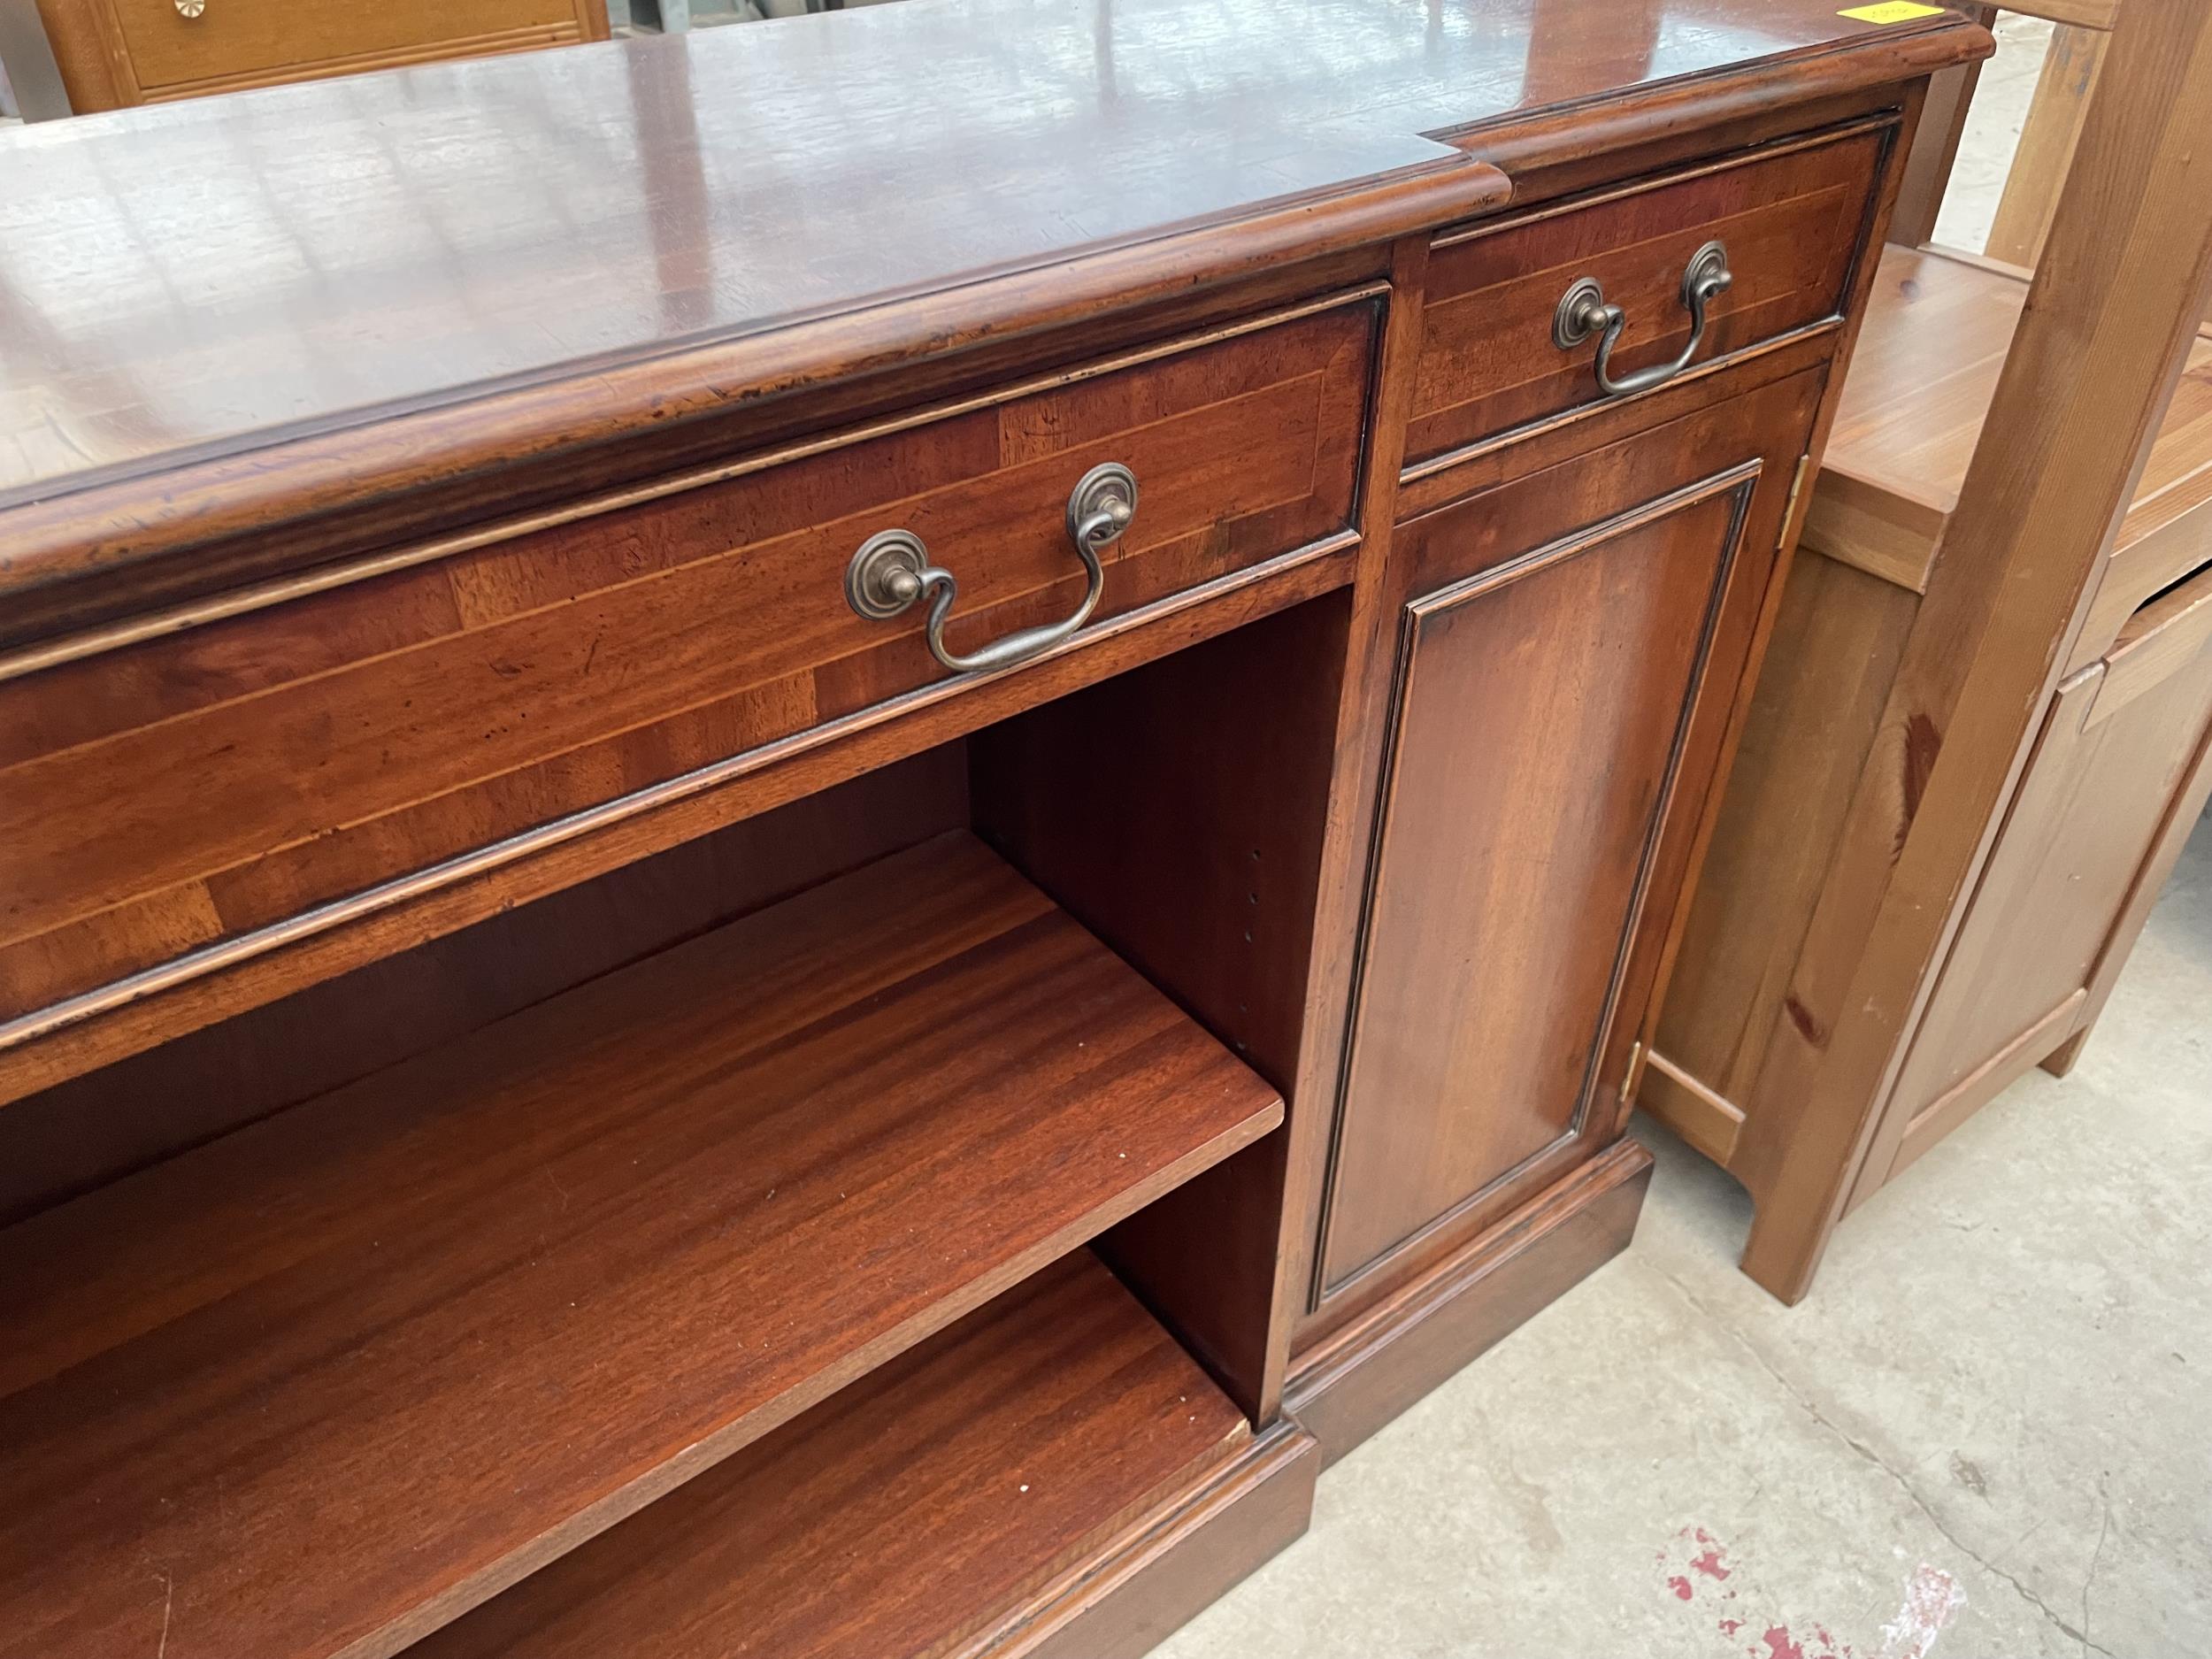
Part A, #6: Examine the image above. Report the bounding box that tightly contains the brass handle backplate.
[844,462,1136,677]
[1552,240,1733,399]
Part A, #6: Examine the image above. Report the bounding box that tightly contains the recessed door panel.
[1319,472,1756,1296]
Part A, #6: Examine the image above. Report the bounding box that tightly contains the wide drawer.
[110,0,585,91]
[0,296,1375,1022]
[1406,122,1888,469]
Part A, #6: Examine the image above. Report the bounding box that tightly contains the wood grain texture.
[2078,376,2212,664]
[1289,339,1845,1346]
[0,526,1355,1109]
[1322,479,1750,1291]
[2044,662,2212,1076]
[1638,1048,1746,1165]
[1882,991,2085,1192]
[0,0,1988,649]
[1270,234,1440,1401]
[1872,640,2212,1169]
[1887,4,1996,248]
[0,833,1282,1659]
[0,749,967,1228]
[1317,370,1820,1317]
[972,594,1349,1418]
[2090,558,2212,726]
[0,10,1984,1653]
[1984,23,2106,267]
[995,1421,1317,1659]
[1729,0,2212,1302]
[1647,551,1919,1128]
[0,0,1970,498]
[407,1249,1252,1659]
[28,0,126,108]
[1805,244,2212,622]
[1287,1138,1651,1466]
[1409,121,1886,465]
[0,298,1373,1023]
[0,175,1480,665]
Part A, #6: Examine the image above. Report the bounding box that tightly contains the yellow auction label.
[1839,1,1946,20]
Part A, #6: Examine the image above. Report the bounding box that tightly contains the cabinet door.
[1863,562,2212,1194]
[1317,373,1818,1308]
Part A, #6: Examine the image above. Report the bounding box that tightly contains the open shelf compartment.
[0,831,1282,1659]
[411,1247,1252,1659]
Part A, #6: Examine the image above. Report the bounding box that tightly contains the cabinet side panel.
[1648,548,1918,1124]
[970,594,1352,1416]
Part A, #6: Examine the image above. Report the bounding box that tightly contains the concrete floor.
[1160,818,2212,1657]
[1931,14,2055,255]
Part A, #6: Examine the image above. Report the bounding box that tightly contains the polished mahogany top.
[0,0,1975,505]
[0,0,1985,661]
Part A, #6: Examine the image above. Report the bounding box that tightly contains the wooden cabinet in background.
[1639,0,2212,1305]
[1862,567,2212,1194]
[33,0,607,111]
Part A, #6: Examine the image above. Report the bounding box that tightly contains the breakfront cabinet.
[0,5,1982,1655]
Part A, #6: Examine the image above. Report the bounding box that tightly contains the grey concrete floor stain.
[1158,819,2212,1659]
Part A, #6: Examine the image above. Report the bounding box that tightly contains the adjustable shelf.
[0,833,1281,1659]
[411,1248,1251,1659]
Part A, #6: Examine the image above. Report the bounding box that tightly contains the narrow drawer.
[1407,123,1888,468]
[0,296,1376,1021]
[2070,340,2212,665]
[109,0,584,91]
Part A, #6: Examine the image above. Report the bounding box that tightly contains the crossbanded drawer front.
[0,296,1377,1022]
[1408,121,1887,469]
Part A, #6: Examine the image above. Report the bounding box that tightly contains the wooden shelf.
[410,1248,1250,1659]
[0,833,1281,1659]
[1805,243,2212,591]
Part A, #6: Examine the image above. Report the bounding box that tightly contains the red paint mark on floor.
[1659,1525,1746,1625]
[1660,1528,1950,1659]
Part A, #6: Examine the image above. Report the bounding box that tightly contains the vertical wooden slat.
[1890,4,1997,247]
[1984,24,2108,266]
[1733,0,2212,1303]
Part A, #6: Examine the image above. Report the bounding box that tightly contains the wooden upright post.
[1734,0,2212,1302]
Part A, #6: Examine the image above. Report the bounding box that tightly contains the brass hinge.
[1618,1041,1647,1106]
[1778,453,1811,543]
